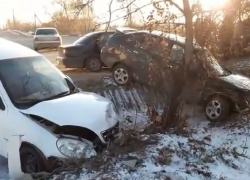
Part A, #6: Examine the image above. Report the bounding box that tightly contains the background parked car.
[56,28,137,72]
[101,30,250,122]
[33,27,62,51]
[56,31,114,72]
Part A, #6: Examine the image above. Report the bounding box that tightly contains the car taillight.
[56,37,60,41]
[34,37,38,41]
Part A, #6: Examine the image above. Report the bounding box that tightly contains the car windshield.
[74,32,100,45]
[36,29,57,35]
[171,45,230,77]
[0,56,70,109]
[200,49,231,77]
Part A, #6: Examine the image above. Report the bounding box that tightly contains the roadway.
[0,30,79,49]
[0,30,78,64]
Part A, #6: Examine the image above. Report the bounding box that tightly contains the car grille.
[101,122,120,142]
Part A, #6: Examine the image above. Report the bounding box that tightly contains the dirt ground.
[62,68,111,90]
[41,50,112,90]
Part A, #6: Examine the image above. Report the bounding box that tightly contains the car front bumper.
[45,126,123,171]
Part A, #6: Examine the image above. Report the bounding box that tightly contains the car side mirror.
[0,98,6,110]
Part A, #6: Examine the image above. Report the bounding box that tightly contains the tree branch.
[165,0,184,14]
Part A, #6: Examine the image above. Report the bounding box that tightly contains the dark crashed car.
[100,30,250,122]
[56,31,115,72]
[56,28,136,72]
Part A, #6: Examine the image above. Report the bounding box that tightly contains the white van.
[0,38,120,173]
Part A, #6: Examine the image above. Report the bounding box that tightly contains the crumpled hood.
[19,92,118,134]
[220,74,250,91]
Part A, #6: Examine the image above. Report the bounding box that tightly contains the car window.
[74,33,101,45]
[100,33,113,42]
[36,29,58,35]
[140,35,170,59]
[98,33,113,48]
[170,44,185,62]
[200,50,231,77]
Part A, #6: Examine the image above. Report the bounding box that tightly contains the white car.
[0,38,120,173]
[33,27,62,51]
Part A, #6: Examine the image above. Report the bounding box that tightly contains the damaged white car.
[0,38,121,173]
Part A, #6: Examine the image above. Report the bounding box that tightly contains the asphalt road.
[0,30,79,64]
[0,30,79,49]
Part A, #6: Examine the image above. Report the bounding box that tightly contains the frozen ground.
[1,81,250,179]
[49,107,250,180]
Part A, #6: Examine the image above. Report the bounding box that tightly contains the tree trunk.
[183,0,194,71]
[163,0,194,129]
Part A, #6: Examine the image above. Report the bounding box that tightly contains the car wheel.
[112,64,132,86]
[20,144,47,173]
[34,48,38,51]
[205,96,231,122]
[85,57,102,72]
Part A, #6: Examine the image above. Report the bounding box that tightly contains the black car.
[100,30,250,122]
[56,31,115,72]
[56,28,137,72]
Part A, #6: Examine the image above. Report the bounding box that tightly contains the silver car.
[33,28,62,51]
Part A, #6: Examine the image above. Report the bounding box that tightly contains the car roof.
[36,27,57,30]
[120,30,198,48]
[0,38,41,60]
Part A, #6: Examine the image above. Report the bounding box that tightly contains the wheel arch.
[83,55,101,68]
[111,61,129,71]
[204,92,234,105]
[20,141,46,159]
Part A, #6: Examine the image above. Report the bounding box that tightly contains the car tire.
[205,96,231,122]
[34,48,38,51]
[112,64,132,86]
[20,144,47,173]
[85,57,102,72]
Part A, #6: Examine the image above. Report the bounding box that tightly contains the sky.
[0,0,229,28]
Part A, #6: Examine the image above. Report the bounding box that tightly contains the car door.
[98,32,114,49]
[120,32,152,83]
[0,91,8,157]
[135,34,172,86]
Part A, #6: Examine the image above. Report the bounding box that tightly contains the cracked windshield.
[0,56,69,105]
[1,0,250,180]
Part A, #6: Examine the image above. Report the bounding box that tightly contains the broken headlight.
[56,137,97,158]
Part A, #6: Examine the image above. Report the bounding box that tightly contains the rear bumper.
[56,56,83,68]
[34,41,61,49]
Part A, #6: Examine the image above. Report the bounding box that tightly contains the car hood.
[219,74,250,91]
[19,92,118,134]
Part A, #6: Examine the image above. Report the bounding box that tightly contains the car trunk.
[58,44,84,57]
[35,35,60,41]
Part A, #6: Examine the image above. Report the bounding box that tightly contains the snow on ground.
[0,105,250,179]
[52,107,250,180]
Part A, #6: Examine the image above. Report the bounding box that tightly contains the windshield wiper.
[15,98,43,105]
[45,91,71,100]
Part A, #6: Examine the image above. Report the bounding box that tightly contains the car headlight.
[63,49,66,54]
[56,137,97,158]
